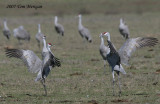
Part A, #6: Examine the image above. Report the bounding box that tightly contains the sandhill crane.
[103,32,158,66]
[13,26,30,44]
[3,19,11,40]
[119,18,130,39]
[35,24,44,48]
[78,14,92,43]
[5,43,61,96]
[102,32,126,96]
[102,32,158,96]
[99,33,109,74]
[54,16,64,36]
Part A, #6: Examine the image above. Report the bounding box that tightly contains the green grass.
[0,0,160,104]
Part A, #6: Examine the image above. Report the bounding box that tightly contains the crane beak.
[99,33,102,37]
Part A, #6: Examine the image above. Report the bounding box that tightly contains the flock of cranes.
[2,14,159,96]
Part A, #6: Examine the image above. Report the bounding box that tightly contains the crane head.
[103,32,107,36]
[103,32,110,41]
[78,14,82,18]
[48,43,52,47]
[19,26,24,29]
[43,36,46,39]
[99,33,103,37]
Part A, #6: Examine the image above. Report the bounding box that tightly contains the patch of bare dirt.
[70,72,83,76]
[148,49,154,51]
[111,99,128,103]
[155,69,160,74]
[88,100,98,104]
[90,58,100,62]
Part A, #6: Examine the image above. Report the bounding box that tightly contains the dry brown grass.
[0,0,160,104]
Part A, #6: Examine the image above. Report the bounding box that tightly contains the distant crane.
[54,16,64,36]
[119,18,130,39]
[13,26,30,44]
[102,32,158,96]
[35,24,44,48]
[5,37,61,96]
[3,19,11,40]
[99,33,109,74]
[78,14,92,43]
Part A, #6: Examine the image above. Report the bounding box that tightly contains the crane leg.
[112,71,115,96]
[41,79,47,96]
[103,60,107,75]
[117,72,122,97]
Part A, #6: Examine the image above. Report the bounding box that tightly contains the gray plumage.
[37,36,61,95]
[13,26,30,43]
[119,18,130,39]
[99,33,110,60]
[3,19,11,40]
[5,49,42,73]
[99,33,110,74]
[78,14,92,43]
[35,24,44,48]
[118,37,158,65]
[54,16,64,36]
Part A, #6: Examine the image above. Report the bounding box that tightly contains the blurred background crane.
[35,24,44,49]
[13,26,30,44]
[54,16,64,36]
[119,18,130,39]
[3,19,11,40]
[77,14,92,43]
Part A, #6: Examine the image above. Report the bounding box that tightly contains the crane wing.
[49,52,61,67]
[107,40,121,67]
[5,48,42,73]
[118,37,158,65]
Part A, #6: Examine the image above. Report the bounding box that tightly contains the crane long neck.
[120,19,124,25]
[38,24,41,33]
[100,36,104,46]
[4,21,8,29]
[43,38,47,49]
[55,17,58,25]
[78,16,83,28]
[107,34,111,41]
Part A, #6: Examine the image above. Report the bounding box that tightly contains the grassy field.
[0,0,160,104]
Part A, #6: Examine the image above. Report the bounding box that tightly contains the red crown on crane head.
[48,43,52,46]
[103,32,107,35]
